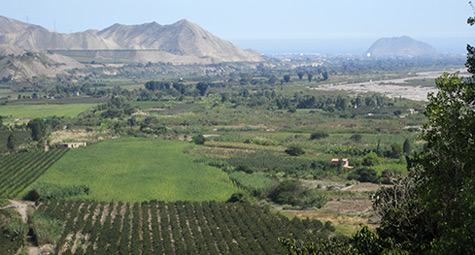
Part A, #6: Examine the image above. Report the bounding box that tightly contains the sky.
[1,0,474,54]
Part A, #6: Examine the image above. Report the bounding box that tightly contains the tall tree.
[196,82,208,96]
[283,74,291,83]
[27,118,46,142]
[7,133,16,152]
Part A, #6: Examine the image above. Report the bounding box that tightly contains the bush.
[25,183,90,201]
[30,212,64,245]
[350,134,363,142]
[310,131,329,140]
[285,144,305,156]
[347,167,378,183]
[235,164,253,174]
[192,134,206,145]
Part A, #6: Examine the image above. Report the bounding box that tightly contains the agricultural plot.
[32,137,238,202]
[0,103,97,119]
[37,200,334,255]
[0,149,68,198]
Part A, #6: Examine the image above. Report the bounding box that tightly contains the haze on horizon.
[1,0,474,54]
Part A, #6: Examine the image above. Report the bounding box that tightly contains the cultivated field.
[36,200,332,255]
[28,137,239,202]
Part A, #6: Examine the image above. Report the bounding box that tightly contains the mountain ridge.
[0,16,262,64]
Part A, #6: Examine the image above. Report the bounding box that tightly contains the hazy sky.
[1,0,474,53]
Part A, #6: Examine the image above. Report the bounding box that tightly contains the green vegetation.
[0,149,68,198]
[0,209,27,255]
[31,137,238,202]
[0,103,97,119]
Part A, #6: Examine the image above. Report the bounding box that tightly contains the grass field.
[0,103,97,119]
[29,137,238,202]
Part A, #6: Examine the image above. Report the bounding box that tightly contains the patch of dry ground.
[282,182,385,236]
[49,129,114,144]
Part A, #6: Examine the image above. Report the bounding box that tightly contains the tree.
[368,12,475,254]
[403,138,411,154]
[297,71,305,80]
[7,133,16,152]
[27,118,46,142]
[283,74,291,83]
[362,151,379,166]
[307,73,313,82]
[196,82,208,96]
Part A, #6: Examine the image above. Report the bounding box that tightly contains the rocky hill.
[366,36,438,57]
[0,16,262,64]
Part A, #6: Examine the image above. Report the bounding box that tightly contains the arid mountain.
[0,45,83,82]
[0,16,262,63]
[366,36,438,57]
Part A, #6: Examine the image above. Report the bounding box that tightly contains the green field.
[30,137,238,202]
[0,104,96,119]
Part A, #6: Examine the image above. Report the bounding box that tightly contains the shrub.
[26,183,90,201]
[192,134,206,145]
[285,144,305,156]
[30,212,64,245]
[310,131,329,140]
[348,167,378,183]
[350,134,363,142]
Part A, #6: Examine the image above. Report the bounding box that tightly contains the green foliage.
[350,134,363,143]
[347,167,378,183]
[30,212,64,245]
[6,133,15,152]
[0,210,26,255]
[362,151,379,166]
[402,139,411,154]
[269,179,327,208]
[284,74,291,83]
[191,134,206,145]
[26,183,90,201]
[285,144,305,156]
[229,171,277,192]
[196,82,209,96]
[310,131,329,140]
[0,149,69,199]
[27,118,46,141]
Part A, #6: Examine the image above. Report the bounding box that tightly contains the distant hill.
[0,16,262,64]
[366,36,438,57]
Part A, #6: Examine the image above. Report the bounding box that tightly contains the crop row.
[37,200,333,255]
[0,149,68,198]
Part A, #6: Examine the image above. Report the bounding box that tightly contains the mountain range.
[365,36,438,57]
[0,16,262,64]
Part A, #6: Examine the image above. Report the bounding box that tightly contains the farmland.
[0,50,469,254]
[0,149,68,198]
[29,137,239,202]
[34,200,334,255]
[0,103,97,119]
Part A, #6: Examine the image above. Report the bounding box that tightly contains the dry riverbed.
[309,69,468,101]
